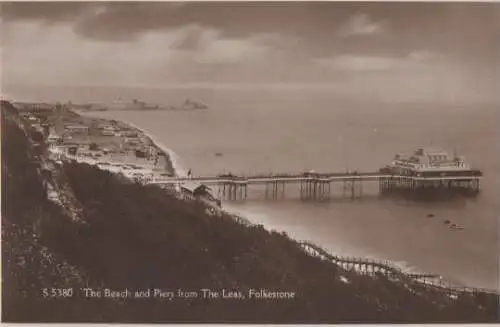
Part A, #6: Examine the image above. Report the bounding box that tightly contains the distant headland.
[15,98,209,112]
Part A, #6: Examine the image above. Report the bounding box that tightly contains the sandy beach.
[121,121,187,178]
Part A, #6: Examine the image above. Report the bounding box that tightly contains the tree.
[89,143,99,151]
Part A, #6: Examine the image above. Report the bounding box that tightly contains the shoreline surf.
[119,120,187,178]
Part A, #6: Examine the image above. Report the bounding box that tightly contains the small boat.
[215,152,223,157]
[449,223,464,230]
[427,213,435,218]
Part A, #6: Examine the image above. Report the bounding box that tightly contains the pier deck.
[149,170,482,201]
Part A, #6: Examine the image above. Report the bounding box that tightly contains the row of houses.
[19,112,52,137]
[14,102,54,114]
[62,121,138,140]
[91,121,139,138]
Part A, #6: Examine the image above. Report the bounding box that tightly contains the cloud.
[408,50,439,61]
[339,14,383,37]
[1,2,93,23]
[1,22,185,86]
[249,33,304,52]
[314,52,434,72]
[159,25,279,64]
[1,2,498,103]
[2,2,497,66]
[195,39,271,64]
[0,3,302,41]
[1,20,283,86]
[1,3,388,44]
[169,25,219,51]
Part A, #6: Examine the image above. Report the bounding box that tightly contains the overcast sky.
[1,2,499,102]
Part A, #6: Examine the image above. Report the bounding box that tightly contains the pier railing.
[149,171,482,201]
[149,170,483,184]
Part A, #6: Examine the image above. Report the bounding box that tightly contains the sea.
[6,85,499,291]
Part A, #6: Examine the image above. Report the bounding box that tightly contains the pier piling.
[158,167,482,202]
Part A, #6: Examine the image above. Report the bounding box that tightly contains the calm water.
[7,86,499,290]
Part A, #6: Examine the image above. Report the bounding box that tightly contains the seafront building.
[12,101,155,178]
[13,102,54,114]
[371,146,482,198]
[389,147,473,175]
[101,125,119,136]
[64,124,90,135]
[180,181,221,207]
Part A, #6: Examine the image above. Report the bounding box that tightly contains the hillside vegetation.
[1,100,498,323]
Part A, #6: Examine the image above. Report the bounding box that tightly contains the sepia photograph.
[1,1,499,323]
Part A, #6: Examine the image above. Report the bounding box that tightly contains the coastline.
[71,110,498,295]
[117,120,187,178]
[75,110,186,178]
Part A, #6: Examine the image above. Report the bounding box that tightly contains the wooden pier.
[149,169,482,201]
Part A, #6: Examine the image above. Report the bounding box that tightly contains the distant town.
[12,100,225,214]
[15,102,173,182]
